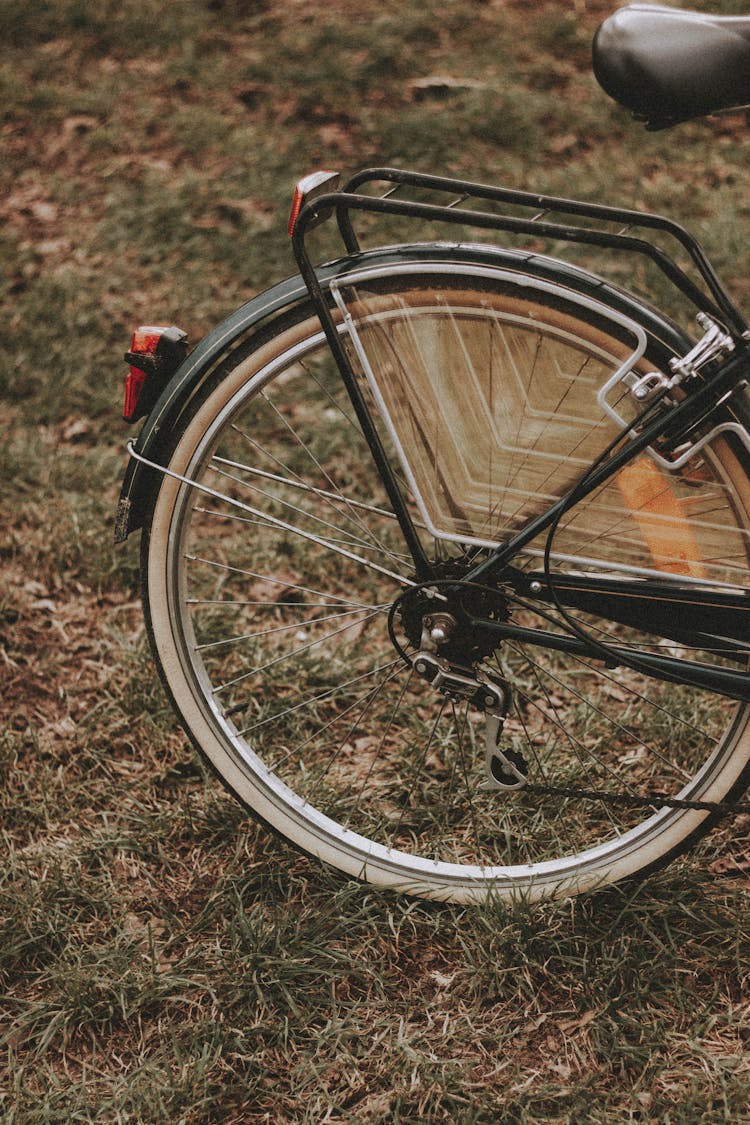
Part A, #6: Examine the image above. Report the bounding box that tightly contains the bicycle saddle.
[593,4,750,128]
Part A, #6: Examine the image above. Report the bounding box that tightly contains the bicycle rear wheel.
[142,255,750,901]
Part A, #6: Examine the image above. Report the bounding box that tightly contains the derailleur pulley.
[410,650,528,792]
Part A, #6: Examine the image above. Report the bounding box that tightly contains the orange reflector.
[288,170,340,236]
[616,458,706,578]
[287,189,305,238]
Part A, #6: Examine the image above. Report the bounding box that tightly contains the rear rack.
[286,164,750,587]
[290,165,748,338]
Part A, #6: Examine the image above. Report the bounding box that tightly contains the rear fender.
[115,242,694,542]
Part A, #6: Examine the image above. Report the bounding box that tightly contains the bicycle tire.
[141,251,750,902]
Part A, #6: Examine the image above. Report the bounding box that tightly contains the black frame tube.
[471,618,750,703]
[291,220,433,579]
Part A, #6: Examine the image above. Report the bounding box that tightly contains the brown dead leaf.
[59,418,92,443]
[29,200,59,224]
[214,198,274,229]
[408,75,489,100]
[23,580,49,598]
[559,1009,597,1032]
[316,123,356,154]
[37,238,73,258]
[603,682,630,703]
[30,598,58,614]
[707,854,750,876]
[549,133,578,155]
[62,114,98,138]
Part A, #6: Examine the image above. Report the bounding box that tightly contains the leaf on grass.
[619,746,647,766]
[60,418,92,443]
[603,682,630,703]
[429,970,456,989]
[23,580,49,599]
[62,114,98,137]
[548,133,578,156]
[559,1009,597,1032]
[707,854,750,876]
[30,598,58,614]
[407,75,489,100]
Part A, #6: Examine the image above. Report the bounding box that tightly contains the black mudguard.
[115,241,694,543]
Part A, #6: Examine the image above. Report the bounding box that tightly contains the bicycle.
[115,4,750,903]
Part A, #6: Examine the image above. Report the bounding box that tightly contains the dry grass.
[3,0,750,1120]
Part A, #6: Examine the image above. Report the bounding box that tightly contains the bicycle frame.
[290,167,750,703]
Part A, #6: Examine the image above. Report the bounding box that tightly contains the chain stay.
[520,780,750,816]
[408,643,750,817]
[411,651,750,813]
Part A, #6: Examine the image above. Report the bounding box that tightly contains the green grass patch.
[3,0,750,1118]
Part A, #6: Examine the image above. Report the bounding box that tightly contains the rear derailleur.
[410,612,528,792]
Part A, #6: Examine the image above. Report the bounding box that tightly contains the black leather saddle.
[593,4,750,128]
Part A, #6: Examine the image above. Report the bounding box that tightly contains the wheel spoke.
[195,607,377,653]
[212,608,387,694]
[208,460,411,565]
[240,660,403,742]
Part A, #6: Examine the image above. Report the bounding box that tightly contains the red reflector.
[131,326,169,355]
[123,326,172,422]
[123,366,147,422]
[122,325,188,423]
[288,170,340,236]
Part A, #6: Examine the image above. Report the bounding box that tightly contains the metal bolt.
[426,612,456,645]
[530,581,543,594]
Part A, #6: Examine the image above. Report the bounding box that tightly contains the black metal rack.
[291,165,748,337]
[283,166,750,704]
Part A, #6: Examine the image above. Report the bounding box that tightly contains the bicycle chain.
[520,781,750,816]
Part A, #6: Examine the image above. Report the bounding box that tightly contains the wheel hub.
[395,570,511,667]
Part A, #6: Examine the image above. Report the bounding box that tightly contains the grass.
[3,0,750,1119]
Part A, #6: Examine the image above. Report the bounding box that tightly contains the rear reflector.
[123,325,188,423]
